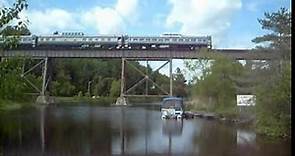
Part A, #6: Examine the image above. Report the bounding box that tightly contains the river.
[0,104,291,156]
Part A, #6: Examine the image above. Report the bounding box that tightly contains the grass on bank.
[0,100,34,111]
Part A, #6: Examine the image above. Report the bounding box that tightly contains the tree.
[252,7,291,60]
[0,57,26,100]
[0,0,30,102]
[0,25,31,36]
[173,67,187,97]
[110,79,120,97]
[0,0,28,32]
[252,8,291,138]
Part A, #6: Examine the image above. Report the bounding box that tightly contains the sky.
[0,0,291,80]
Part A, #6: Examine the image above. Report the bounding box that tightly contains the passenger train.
[0,32,212,50]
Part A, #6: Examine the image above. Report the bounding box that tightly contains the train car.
[2,32,212,50]
[36,32,122,50]
[127,34,211,50]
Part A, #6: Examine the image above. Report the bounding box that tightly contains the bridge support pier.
[115,58,173,105]
[36,57,49,104]
[116,58,127,105]
[21,57,53,104]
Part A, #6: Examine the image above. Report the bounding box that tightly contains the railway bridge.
[0,48,278,104]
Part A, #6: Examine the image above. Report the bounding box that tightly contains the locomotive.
[0,31,212,50]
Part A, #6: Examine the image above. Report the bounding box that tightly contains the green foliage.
[48,58,171,98]
[0,0,29,50]
[173,67,187,97]
[110,79,120,97]
[0,25,31,36]
[0,0,28,29]
[252,7,291,60]
[192,55,244,112]
[0,58,26,100]
[252,8,291,138]
[255,63,291,138]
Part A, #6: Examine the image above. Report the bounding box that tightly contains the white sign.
[237,95,256,106]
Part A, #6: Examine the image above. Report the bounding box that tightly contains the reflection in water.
[39,105,46,153]
[0,105,291,156]
[162,120,183,156]
[237,129,256,145]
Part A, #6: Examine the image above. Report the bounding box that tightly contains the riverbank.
[0,100,33,111]
[184,100,256,129]
[54,96,162,105]
[184,100,290,139]
[54,96,116,105]
[0,96,163,110]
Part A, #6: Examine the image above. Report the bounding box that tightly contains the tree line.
[186,7,291,138]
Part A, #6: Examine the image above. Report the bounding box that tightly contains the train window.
[108,38,111,41]
[159,39,163,42]
[178,39,183,42]
[89,38,92,41]
[191,39,196,42]
[165,38,170,42]
[133,38,138,41]
[82,38,86,41]
[172,38,177,42]
[152,38,157,41]
[185,39,189,42]
[40,38,44,41]
[146,38,150,41]
[139,38,144,41]
[52,38,55,41]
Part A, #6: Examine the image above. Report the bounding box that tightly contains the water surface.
[0,104,291,155]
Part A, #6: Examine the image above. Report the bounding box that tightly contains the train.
[0,32,212,50]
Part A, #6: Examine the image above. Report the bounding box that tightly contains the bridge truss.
[0,48,278,105]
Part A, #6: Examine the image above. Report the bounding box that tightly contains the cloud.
[82,7,124,34]
[26,9,82,35]
[115,0,138,17]
[83,0,138,34]
[165,0,242,48]
[23,0,138,35]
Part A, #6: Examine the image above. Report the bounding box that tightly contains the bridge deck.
[0,49,276,60]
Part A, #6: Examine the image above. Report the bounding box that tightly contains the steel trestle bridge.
[0,47,278,105]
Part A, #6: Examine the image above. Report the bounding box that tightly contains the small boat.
[160,97,184,119]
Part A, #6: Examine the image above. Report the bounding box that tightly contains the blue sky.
[1,0,291,80]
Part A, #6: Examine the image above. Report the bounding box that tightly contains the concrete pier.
[115,97,128,105]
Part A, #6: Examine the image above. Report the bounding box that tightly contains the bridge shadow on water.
[0,104,291,156]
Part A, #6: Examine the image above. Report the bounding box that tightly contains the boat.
[160,97,184,119]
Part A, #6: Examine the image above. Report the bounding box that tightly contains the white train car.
[127,33,211,50]
[1,32,212,50]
